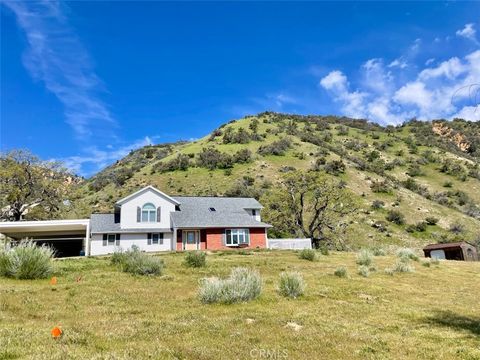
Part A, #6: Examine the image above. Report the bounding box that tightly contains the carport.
[0,219,90,257]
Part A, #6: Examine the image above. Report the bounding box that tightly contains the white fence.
[267,238,312,250]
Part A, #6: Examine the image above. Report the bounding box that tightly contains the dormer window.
[141,203,157,222]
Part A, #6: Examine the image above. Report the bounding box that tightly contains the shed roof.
[423,242,475,251]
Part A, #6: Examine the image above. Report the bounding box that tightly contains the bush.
[111,249,126,265]
[386,210,405,225]
[233,149,253,164]
[157,154,190,172]
[449,222,465,234]
[334,266,348,278]
[184,251,206,268]
[370,180,391,194]
[425,217,439,225]
[196,147,233,170]
[298,249,316,261]
[0,241,54,280]
[396,248,419,262]
[117,246,164,276]
[257,138,291,156]
[371,200,385,209]
[319,246,330,256]
[356,249,373,266]
[372,247,386,256]
[393,260,415,273]
[358,265,370,277]
[278,272,305,298]
[198,267,262,304]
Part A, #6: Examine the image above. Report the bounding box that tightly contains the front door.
[183,230,199,250]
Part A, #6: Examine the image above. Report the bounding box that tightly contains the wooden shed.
[423,242,478,261]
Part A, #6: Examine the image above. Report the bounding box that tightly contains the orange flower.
[50,277,57,285]
[51,326,62,338]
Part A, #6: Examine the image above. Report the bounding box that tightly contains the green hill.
[69,113,480,250]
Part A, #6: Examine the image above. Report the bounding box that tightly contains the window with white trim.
[141,203,157,222]
[225,229,250,246]
[107,234,115,245]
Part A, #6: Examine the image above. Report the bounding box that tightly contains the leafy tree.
[262,171,358,249]
[0,150,72,221]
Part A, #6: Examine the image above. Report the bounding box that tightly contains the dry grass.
[0,251,479,359]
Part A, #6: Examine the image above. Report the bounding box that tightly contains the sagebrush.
[0,241,54,280]
[278,271,305,298]
[198,267,262,304]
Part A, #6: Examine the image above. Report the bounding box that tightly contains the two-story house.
[0,186,272,257]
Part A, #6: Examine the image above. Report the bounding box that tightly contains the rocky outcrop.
[432,122,471,152]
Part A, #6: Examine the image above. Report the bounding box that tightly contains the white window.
[141,203,156,222]
[108,234,115,245]
[225,229,250,246]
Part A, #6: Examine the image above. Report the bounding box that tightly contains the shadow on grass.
[425,310,480,336]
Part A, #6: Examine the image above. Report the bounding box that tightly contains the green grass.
[1,251,479,359]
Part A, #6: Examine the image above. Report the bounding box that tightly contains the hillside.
[70,113,480,250]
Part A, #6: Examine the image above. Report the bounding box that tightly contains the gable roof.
[90,214,171,234]
[170,196,271,229]
[116,185,180,206]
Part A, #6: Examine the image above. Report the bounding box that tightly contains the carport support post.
[85,221,91,256]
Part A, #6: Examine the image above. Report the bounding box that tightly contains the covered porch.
[0,219,90,257]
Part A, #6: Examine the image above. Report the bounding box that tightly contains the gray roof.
[171,196,272,229]
[90,214,171,234]
[90,197,271,233]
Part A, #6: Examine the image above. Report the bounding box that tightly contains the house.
[0,186,272,257]
[423,242,478,261]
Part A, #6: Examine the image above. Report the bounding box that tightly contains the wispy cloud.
[2,0,116,138]
[456,23,478,44]
[61,136,156,176]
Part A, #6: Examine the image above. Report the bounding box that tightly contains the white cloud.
[320,49,480,124]
[419,57,466,80]
[425,58,435,66]
[62,136,155,176]
[3,1,115,138]
[456,23,478,43]
[389,58,408,69]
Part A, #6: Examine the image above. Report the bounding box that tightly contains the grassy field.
[1,250,479,360]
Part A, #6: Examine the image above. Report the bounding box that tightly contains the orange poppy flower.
[51,326,62,338]
[50,277,57,285]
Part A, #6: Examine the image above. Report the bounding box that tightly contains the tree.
[0,150,72,221]
[262,171,358,249]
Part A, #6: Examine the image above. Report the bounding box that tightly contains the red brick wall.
[204,228,267,250]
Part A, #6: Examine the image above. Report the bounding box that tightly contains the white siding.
[90,232,173,256]
[119,188,176,229]
[245,209,261,222]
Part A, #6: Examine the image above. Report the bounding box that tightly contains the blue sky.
[1,1,479,176]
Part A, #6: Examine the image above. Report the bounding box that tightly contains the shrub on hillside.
[184,251,206,268]
[324,160,346,176]
[392,260,415,273]
[334,267,348,278]
[396,248,419,262]
[449,222,465,234]
[298,249,316,261]
[371,200,385,209]
[198,267,262,304]
[0,241,54,280]
[386,210,405,225]
[372,247,386,256]
[233,149,253,164]
[222,127,252,144]
[197,147,233,170]
[156,154,190,172]
[370,180,391,193]
[116,246,164,276]
[278,271,305,299]
[425,217,439,225]
[356,249,373,266]
[257,138,292,156]
[358,265,370,277]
